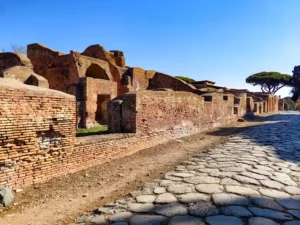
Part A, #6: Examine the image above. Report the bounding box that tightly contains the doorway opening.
[96,94,111,125]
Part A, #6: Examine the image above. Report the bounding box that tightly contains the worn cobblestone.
[78,113,300,225]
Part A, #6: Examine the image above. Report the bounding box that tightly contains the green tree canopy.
[175,76,196,84]
[246,72,292,94]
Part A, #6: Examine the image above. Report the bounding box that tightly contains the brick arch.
[85,63,110,80]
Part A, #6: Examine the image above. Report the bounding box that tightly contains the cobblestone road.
[77,112,300,225]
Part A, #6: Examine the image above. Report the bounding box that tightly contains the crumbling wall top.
[82,44,125,68]
[0,52,33,71]
[27,43,65,56]
[0,78,73,98]
[0,66,49,88]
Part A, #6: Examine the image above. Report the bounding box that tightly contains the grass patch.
[76,125,108,137]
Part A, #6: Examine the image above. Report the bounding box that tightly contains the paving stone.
[183,176,220,184]
[248,169,273,176]
[130,191,143,198]
[210,172,236,178]
[209,163,235,168]
[250,196,285,211]
[221,206,252,217]
[194,172,208,177]
[248,217,279,225]
[232,175,260,185]
[167,183,195,194]
[260,180,285,190]
[154,187,166,194]
[128,203,154,213]
[258,161,271,165]
[277,199,300,210]
[220,178,240,185]
[290,167,300,172]
[259,188,291,198]
[160,180,174,187]
[129,215,167,225]
[270,173,297,186]
[78,214,93,223]
[254,165,274,171]
[292,195,300,201]
[235,163,253,169]
[273,167,292,173]
[153,203,188,217]
[187,165,205,170]
[195,184,224,194]
[188,201,219,216]
[109,212,133,222]
[288,210,300,219]
[198,168,219,173]
[275,162,290,168]
[212,193,250,206]
[155,193,177,203]
[205,215,243,225]
[240,161,257,165]
[248,207,293,220]
[136,195,156,203]
[284,221,300,225]
[172,172,194,178]
[215,158,237,162]
[96,207,125,215]
[284,186,300,195]
[220,167,245,172]
[142,187,154,195]
[164,173,183,181]
[267,157,282,162]
[241,172,268,180]
[111,222,128,225]
[177,193,210,203]
[90,215,108,224]
[225,185,260,196]
[168,215,205,225]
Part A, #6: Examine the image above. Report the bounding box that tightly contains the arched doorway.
[85,64,109,80]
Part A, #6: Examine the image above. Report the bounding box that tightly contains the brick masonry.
[108,90,236,134]
[0,80,282,189]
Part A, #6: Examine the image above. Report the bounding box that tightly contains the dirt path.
[0,118,265,225]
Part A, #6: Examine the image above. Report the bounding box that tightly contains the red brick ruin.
[0,44,282,189]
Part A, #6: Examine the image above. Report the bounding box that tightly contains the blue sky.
[1,0,299,97]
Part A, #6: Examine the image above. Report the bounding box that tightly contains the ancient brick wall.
[109,50,126,68]
[0,80,281,189]
[0,79,76,188]
[273,96,280,112]
[109,90,236,134]
[82,45,125,95]
[246,97,254,114]
[27,43,63,76]
[121,67,149,92]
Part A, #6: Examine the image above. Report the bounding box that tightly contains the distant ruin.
[0,44,282,189]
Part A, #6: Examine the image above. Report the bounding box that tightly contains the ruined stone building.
[0,43,282,189]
